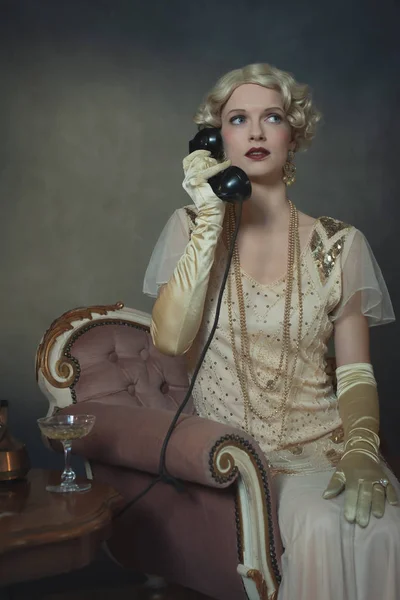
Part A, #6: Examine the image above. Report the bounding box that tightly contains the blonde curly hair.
[194,63,321,152]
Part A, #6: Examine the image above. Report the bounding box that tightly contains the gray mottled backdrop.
[0,0,399,467]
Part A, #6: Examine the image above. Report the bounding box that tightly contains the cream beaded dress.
[144,205,400,600]
[144,205,394,474]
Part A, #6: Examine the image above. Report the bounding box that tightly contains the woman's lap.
[274,468,400,600]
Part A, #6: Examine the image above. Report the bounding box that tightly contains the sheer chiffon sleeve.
[143,208,191,298]
[330,228,395,326]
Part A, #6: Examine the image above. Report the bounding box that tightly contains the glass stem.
[61,440,76,485]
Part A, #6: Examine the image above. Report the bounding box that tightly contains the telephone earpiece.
[189,128,251,203]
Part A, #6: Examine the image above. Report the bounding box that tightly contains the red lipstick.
[245,147,270,161]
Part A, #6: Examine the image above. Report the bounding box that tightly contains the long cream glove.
[323,363,398,527]
[150,150,231,356]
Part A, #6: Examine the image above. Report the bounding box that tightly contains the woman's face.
[220,84,294,182]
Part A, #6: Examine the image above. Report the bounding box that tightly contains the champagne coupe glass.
[37,414,96,493]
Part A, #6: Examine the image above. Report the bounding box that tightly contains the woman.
[143,63,400,600]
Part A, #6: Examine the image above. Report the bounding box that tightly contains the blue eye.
[229,113,283,125]
[229,115,246,125]
[267,113,283,124]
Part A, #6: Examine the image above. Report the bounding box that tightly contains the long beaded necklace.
[226,200,304,446]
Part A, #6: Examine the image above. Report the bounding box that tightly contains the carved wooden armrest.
[35,302,150,413]
[210,435,282,600]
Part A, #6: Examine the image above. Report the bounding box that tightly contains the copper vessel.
[0,400,30,481]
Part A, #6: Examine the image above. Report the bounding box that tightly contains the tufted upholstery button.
[160,382,169,394]
[127,384,135,396]
[140,348,149,361]
[108,351,118,363]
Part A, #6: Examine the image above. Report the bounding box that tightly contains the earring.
[283,150,296,186]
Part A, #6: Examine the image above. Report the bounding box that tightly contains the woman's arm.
[150,150,230,356]
[151,203,224,355]
[333,292,370,367]
[325,295,397,526]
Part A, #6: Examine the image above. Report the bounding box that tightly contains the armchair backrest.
[36,303,193,416]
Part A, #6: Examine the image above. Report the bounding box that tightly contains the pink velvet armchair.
[36,302,284,600]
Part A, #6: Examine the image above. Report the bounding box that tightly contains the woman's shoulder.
[314,215,356,238]
[302,213,359,284]
[165,204,198,231]
[172,203,197,219]
[299,210,355,236]
[311,215,359,258]
[303,212,360,250]
[181,203,198,222]
[172,204,198,235]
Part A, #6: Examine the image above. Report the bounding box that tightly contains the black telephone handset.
[189,128,252,203]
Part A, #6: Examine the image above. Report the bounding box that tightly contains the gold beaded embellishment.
[319,216,349,239]
[310,217,350,284]
[184,206,198,238]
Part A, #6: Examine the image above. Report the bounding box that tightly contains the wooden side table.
[0,469,123,586]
